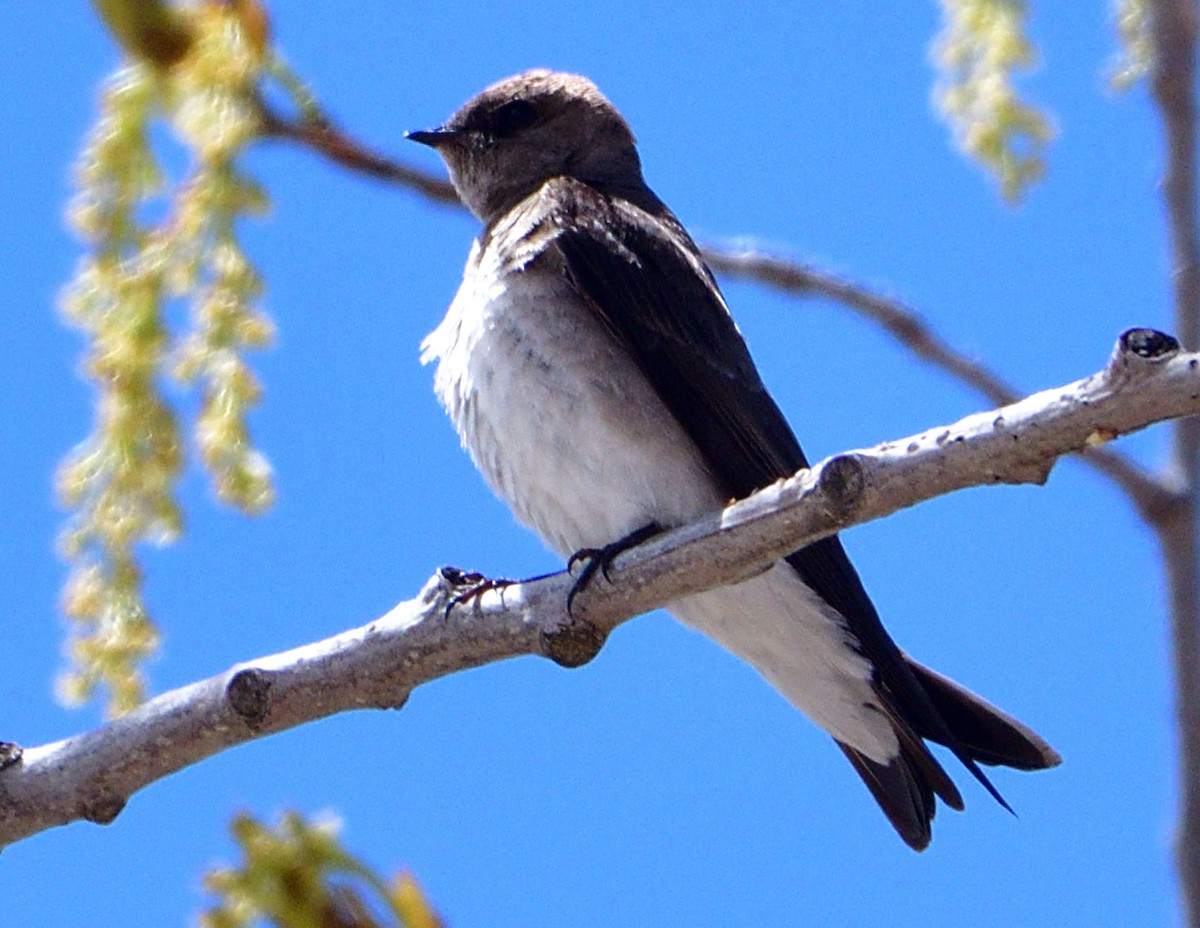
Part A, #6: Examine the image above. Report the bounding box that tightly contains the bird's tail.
[904,656,1062,771]
[839,656,1061,851]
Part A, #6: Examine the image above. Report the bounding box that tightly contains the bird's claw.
[565,522,661,616]
[439,566,513,617]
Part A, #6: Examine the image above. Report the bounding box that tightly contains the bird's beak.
[405,126,461,148]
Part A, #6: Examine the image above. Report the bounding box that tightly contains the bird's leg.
[566,522,662,615]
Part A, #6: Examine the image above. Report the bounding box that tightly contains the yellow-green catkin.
[59,2,275,715]
[1110,0,1153,90]
[933,0,1054,201]
[169,7,276,513]
[201,812,446,928]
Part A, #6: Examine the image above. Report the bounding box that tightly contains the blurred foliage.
[92,0,195,67]
[60,0,279,715]
[1110,0,1154,89]
[201,812,445,928]
[932,0,1053,201]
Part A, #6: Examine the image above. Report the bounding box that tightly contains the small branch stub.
[226,668,273,727]
[1108,327,1183,388]
[1122,327,1182,359]
[0,743,23,772]
[82,794,126,826]
[541,620,607,669]
[818,453,869,516]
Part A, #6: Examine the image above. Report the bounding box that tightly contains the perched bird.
[409,69,1060,850]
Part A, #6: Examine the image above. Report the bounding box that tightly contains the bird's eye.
[491,99,538,137]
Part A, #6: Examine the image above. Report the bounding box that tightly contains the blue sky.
[0,4,1180,926]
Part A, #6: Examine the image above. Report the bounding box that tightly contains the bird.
[408,69,1060,850]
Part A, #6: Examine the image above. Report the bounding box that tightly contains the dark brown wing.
[533,177,1025,837]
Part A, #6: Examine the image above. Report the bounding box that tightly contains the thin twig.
[254,96,460,206]
[1,331,1194,850]
[1149,1,1200,923]
[703,249,1024,405]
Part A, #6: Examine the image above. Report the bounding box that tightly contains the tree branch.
[253,96,460,206]
[1,329,1194,849]
[702,248,1025,406]
[1149,0,1200,922]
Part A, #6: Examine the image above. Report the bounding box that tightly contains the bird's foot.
[438,566,515,617]
[565,522,661,615]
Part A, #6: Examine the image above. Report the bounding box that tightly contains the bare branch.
[254,96,460,206]
[703,249,1023,405]
[1149,0,1200,921]
[1,329,1194,850]
[1152,0,1200,350]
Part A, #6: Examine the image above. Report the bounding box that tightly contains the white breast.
[422,240,722,556]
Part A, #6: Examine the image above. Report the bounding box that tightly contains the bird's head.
[408,69,645,223]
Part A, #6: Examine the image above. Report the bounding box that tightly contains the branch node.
[817,453,868,516]
[1020,459,1056,487]
[1122,327,1181,360]
[226,668,274,727]
[0,743,23,772]
[1107,328,1182,387]
[81,794,126,826]
[541,620,606,669]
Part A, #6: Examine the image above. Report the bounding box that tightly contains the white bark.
[0,328,1194,849]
